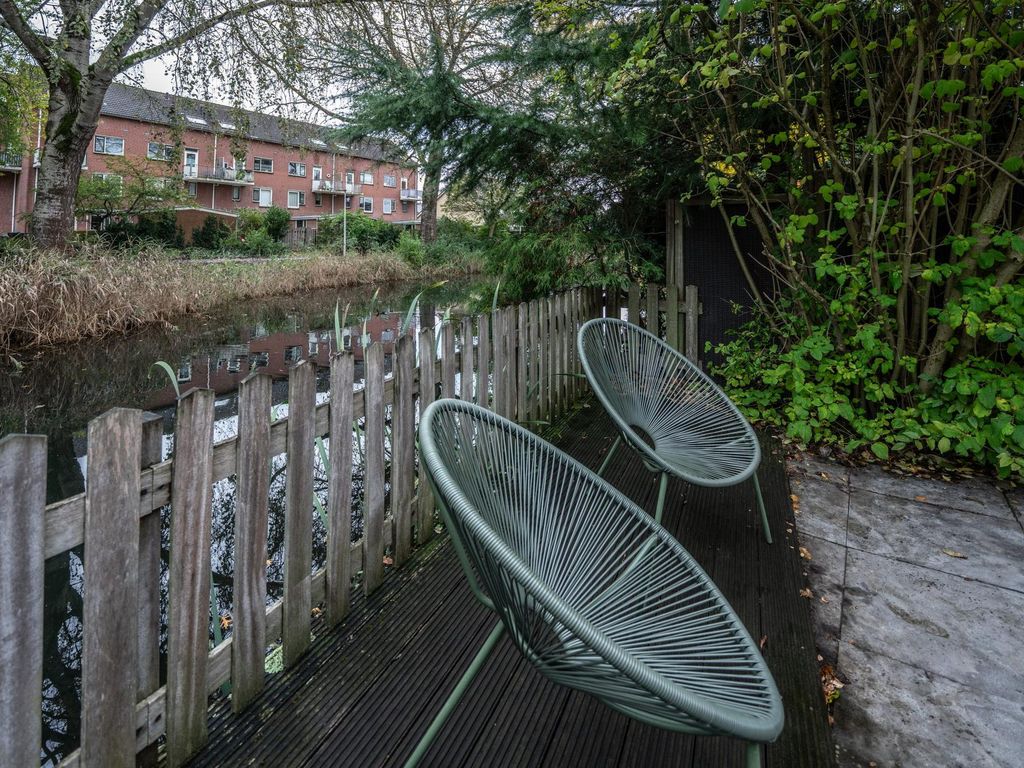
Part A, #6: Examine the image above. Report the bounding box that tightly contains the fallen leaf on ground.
[220,615,231,630]
[820,663,845,705]
[799,546,813,560]
[941,547,967,559]
[819,471,830,480]
[383,556,394,566]
[759,635,767,649]
[914,495,927,502]
[799,587,814,599]
[820,595,830,604]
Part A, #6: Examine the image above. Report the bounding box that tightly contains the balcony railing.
[1,151,23,171]
[312,179,361,195]
[183,165,255,185]
[399,188,422,201]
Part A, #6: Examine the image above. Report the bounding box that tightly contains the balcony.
[183,165,255,186]
[0,151,23,172]
[400,188,422,201]
[312,179,361,195]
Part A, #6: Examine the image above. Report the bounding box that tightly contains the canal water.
[0,277,492,764]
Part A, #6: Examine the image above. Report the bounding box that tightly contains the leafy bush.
[223,227,284,257]
[397,231,424,266]
[101,210,184,248]
[236,208,265,234]
[191,215,231,250]
[263,206,291,242]
[318,210,401,252]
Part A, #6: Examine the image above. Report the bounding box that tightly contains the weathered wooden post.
[363,343,386,595]
[327,352,355,624]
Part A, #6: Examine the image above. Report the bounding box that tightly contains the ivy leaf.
[871,442,890,460]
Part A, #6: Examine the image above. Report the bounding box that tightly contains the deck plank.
[184,401,834,768]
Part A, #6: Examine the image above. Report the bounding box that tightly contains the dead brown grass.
[0,245,477,355]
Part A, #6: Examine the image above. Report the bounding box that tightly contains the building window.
[253,156,273,173]
[383,174,396,187]
[401,201,409,213]
[360,171,374,185]
[187,182,198,197]
[284,345,302,363]
[287,190,306,208]
[231,187,241,202]
[360,196,373,213]
[345,195,352,209]
[93,135,124,155]
[314,193,323,207]
[296,219,306,229]
[345,170,355,186]
[253,187,272,207]
[382,198,394,215]
[288,161,306,177]
[312,166,322,181]
[401,177,408,190]
[147,142,174,161]
[381,329,395,342]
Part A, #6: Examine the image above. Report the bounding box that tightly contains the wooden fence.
[0,283,699,768]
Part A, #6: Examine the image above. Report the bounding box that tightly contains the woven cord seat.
[578,318,773,542]
[406,399,783,768]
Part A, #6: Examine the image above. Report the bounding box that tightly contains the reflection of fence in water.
[1,283,701,767]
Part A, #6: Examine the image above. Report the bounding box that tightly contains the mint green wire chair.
[406,399,784,768]
[578,318,773,542]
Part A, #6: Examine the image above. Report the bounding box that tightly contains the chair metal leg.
[654,471,669,525]
[746,742,761,768]
[597,435,621,477]
[404,621,506,768]
[753,474,772,544]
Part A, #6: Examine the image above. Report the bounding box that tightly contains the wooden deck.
[185,400,835,768]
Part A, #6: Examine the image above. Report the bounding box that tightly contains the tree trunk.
[29,82,106,249]
[420,170,440,245]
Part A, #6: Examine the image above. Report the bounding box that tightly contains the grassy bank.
[0,245,482,356]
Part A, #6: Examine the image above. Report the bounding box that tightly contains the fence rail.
[0,283,699,767]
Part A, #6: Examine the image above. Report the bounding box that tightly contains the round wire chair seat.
[419,399,784,745]
[578,317,760,486]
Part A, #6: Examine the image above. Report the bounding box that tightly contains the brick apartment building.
[0,83,421,238]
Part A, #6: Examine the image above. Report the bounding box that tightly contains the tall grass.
[0,244,477,355]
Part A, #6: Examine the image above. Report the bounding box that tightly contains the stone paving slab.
[847,490,1024,593]
[788,454,1024,767]
[835,641,1023,768]
[841,549,1024,699]
[790,473,849,545]
[851,465,1014,519]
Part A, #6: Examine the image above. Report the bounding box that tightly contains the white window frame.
[401,176,408,190]
[345,170,355,186]
[382,198,394,215]
[360,196,373,213]
[253,156,274,173]
[94,135,124,155]
[187,182,198,197]
[383,174,396,188]
[288,161,307,177]
[287,190,305,209]
[147,142,174,161]
[312,166,323,181]
[231,186,241,201]
[360,170,374,185]
[314,193,323,207]
[253,187,272,207]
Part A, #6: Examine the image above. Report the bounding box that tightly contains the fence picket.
[685,284,700,362]
[666,284,680,350]
[166,389,215,767]
[628,284,640,325]
[417,327,436,544]
[441,321,456,399]
[492,310,506,417]
[517,303,528,421]
[363,343,386,594]
[537,301,548,420]
[327,352,355,625]
[477,313,490,408]
[393,334,415,566]
[646,283,659,336]
[232,374,272,713]
[0,434,46,768]
[460,316,474,402]
[283,360,316,667]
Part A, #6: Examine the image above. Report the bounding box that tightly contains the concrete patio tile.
[846,490,1024,593]
[789,472,850,546]
[834,641,1024,768]
[841,550,1024,699]
[797,532,846,664]
[1006,487,1023,524]
[850,465,1013,519]
[788,452,850,487]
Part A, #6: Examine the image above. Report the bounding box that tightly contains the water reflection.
[0,277,490,765]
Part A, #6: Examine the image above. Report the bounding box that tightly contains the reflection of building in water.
[145,313,403,410]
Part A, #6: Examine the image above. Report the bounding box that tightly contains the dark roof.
[102,83,398,163]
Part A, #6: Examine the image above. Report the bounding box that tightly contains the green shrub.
[223,227,284,257]
[191,215,231,250]
[318,210,401,252]
[397,231,424,266]
[236,208,265,234]
[263,206,291,242]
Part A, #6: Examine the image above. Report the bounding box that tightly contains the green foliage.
[191,215,231,250]
[102,210,184,248]
[397,231,424,266]
[223,227,284,257]
[318,211,403,253]
[263,206,291,242]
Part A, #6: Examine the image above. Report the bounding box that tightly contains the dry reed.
[0,245,475,355]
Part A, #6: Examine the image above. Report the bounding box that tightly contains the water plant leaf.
[491,279,501,314]
[150,360,180,398]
